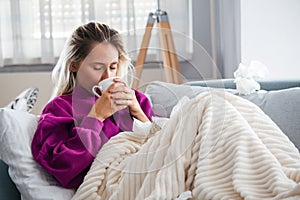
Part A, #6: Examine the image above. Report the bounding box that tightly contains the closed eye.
[109,62,118,70]
[93,64,106,71]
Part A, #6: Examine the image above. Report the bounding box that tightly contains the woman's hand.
[87,78,125,121]
[110,78,150,122]
[88,78,149,122]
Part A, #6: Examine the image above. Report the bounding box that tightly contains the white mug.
[92,77,119,97]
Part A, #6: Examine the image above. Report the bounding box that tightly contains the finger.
[110,85,128,93]
[112,103,128,111]
[111,92,132,100]
[112,78,127,86]
[114,99,132,105]
[110,81,130,92]
[99,90,112,100]
[123,87,134,94]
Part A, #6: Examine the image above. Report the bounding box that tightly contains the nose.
[100,67,112,80]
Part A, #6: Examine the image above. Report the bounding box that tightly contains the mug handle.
[92,85,102,97]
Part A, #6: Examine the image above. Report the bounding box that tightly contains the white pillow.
[0,108,75,200]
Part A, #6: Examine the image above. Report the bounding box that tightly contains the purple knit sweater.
[31,87,154,188]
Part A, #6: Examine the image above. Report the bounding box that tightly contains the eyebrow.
[91,61,119,65]
[91,62,106,66]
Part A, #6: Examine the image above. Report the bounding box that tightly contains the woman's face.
[75,42,119,94]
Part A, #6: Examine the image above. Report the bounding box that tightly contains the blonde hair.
[51,22,134,98]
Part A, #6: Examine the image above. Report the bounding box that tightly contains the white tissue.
[234,61,269,95]
[234,76,260,95]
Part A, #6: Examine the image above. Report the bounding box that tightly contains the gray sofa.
[1,79,300,199]
[145,79,300,150]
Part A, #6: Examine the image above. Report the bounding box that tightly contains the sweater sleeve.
[31,96,105,188]
[134,89,156,119]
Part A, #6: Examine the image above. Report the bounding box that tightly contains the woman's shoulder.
[49,93,72,105]
[42,93,73,114]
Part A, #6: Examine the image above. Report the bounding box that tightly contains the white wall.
[0,72,53,114]
[241,0,300,78]
[0,69,165,114]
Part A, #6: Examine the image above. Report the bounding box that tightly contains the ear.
[70,62,79,72]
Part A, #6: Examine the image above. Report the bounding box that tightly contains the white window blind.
[0,0,192,67]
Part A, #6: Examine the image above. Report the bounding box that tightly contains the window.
[0,0,192,68]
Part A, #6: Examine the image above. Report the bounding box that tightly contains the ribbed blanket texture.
[72,91,300,200]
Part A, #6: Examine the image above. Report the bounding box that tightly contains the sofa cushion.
[145,81,237,117]
[145,81,300,150]
[145,81,211,117]
[245,88,300,150]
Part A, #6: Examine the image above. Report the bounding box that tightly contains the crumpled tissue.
[234,61,269,95]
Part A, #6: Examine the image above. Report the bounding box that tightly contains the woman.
[31,22,155,189]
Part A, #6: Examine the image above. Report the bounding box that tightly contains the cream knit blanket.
[72,91,300,200]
